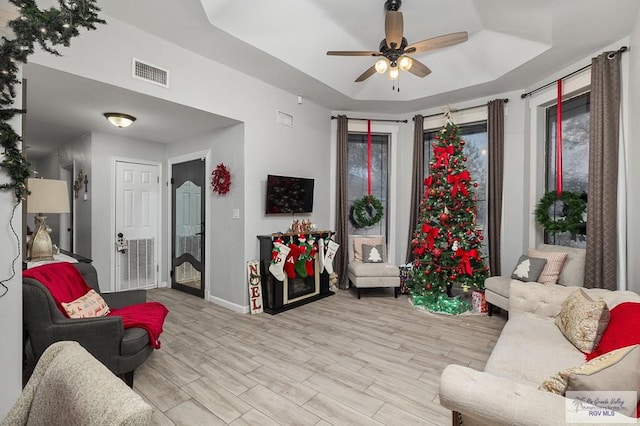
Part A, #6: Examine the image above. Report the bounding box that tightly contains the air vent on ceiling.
[276,111,294,127]
[132,58,169,88]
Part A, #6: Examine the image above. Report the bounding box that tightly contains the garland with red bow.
[211,163,231,195]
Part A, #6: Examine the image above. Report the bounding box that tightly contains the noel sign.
[247,260,263,314]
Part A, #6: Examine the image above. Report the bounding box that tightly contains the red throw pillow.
[586,302,640,361]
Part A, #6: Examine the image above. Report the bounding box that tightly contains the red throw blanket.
[24,263,168,349]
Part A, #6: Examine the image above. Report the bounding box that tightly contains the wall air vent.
[276,111,294,127]
[132,58,169,88]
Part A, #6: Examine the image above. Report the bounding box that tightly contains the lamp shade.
[104,112,136,128]
[27,178,70,214]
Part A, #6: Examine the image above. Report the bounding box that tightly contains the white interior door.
[115,161,160,290]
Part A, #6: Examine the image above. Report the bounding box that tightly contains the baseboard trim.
[207,294,250,314]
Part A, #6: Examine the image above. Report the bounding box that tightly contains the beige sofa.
[485,243,586,315]
[439,280,640,425]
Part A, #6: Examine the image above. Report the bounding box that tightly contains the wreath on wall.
[350,195,384,228]
[211,163,231,195]
[534,191,587,235]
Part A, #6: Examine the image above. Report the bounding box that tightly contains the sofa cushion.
[540,344,640,398]
[352,236,384,262]
[536,243,585,287]
[485,313,585,386]
[528,248,568,285]
[555,289,610,353]
[587,302,640,360]
[121,327,151,355]
[61,289,110,318]
[362,244,384,263]
[347,261,399,278]
[510,255,547,282]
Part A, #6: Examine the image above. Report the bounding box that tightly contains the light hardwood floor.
[136,288,506,425]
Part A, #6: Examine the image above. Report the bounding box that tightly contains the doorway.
[171,158,206,298]
[114,160,160,291]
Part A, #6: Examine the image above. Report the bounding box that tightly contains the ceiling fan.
[326,0,468,83]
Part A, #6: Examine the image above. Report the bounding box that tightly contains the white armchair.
[347,235,400,299]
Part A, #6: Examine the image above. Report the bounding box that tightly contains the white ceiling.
[6,0,640,158]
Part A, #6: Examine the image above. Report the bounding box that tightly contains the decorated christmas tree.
[408,119,489,314]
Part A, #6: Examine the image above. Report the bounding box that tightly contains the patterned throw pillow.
[362,244,384,263]
[555,289,610,353]
[527,248,568,284]
[353,236,383,261]
[61,289,110,318]
[510,255,547,282]
[540,344,640,399]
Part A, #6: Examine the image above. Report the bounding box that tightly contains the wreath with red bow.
[211,163,231,195]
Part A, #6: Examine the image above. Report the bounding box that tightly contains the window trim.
[347,121,398,264]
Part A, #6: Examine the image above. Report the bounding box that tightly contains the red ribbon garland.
[367,119,372,196]
[448,171,470,197]
[456,248,479,275]
[556,79,563,196]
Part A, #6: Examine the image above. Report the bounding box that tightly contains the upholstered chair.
[347,235,400,298]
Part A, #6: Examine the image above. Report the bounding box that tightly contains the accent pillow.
[527,248,568,285]
[540,344,640,398]
[362,244,384,263]
[61,289,110,318]
[587,302,640,360]
[555,289,610,353]
[353,236,383,261]
[510,255,547,282]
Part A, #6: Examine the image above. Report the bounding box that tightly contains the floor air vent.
[132,58,169,88]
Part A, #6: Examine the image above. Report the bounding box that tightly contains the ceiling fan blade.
[405,31,468,54]
[406,58,431,78]
[355,65,377,82]
[385,10,403,49]
[326,50,380,57]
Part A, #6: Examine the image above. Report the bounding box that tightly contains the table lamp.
[26,178,71,261]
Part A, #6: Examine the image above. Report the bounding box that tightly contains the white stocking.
[323,239,339,275]
[269,241,290,281]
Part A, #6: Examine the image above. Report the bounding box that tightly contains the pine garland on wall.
[0,0,105,201]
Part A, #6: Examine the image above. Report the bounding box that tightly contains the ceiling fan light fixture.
[398,55,413,71]
[375,58,389,74]
[388,66,399,80]
[104,112,136,128]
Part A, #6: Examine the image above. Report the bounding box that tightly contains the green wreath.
[350,195,384,228]
[534,191,586,235]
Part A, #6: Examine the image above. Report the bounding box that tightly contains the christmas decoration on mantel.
[407,112,489,315]
[350,120,384,228]
[211,162,231,195]
[0,0,105,298]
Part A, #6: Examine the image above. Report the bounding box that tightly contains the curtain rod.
[330,116,408,123]
[520,46,628,99]
[417,98,509,120]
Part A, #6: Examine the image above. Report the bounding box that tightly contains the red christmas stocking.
[284,243,299,279]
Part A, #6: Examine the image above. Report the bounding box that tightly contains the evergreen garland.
[350,195,384,228]
[0,0,105,201]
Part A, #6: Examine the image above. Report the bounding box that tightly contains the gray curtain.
[487,99,505,276]
[584,52,621,290]
[406,114,424,263]
[335,115,350,289]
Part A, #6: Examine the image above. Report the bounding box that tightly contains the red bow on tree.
[456,248,479,276]
[433,145,454,168]
[448,171,470,197]
[424,175,433,188]
[421,223,440,250]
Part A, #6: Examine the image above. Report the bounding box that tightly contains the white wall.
[0,74,23,417]
[627,10,640,294]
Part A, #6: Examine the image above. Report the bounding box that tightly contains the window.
[423,122,488,233]
[544,92,590,247]
[347,133,389,238]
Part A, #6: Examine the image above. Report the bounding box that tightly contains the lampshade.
[104,112,136,128]
[27,178,70,214]
[389,66,399,80]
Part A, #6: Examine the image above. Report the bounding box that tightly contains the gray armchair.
[23,262,153,386]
